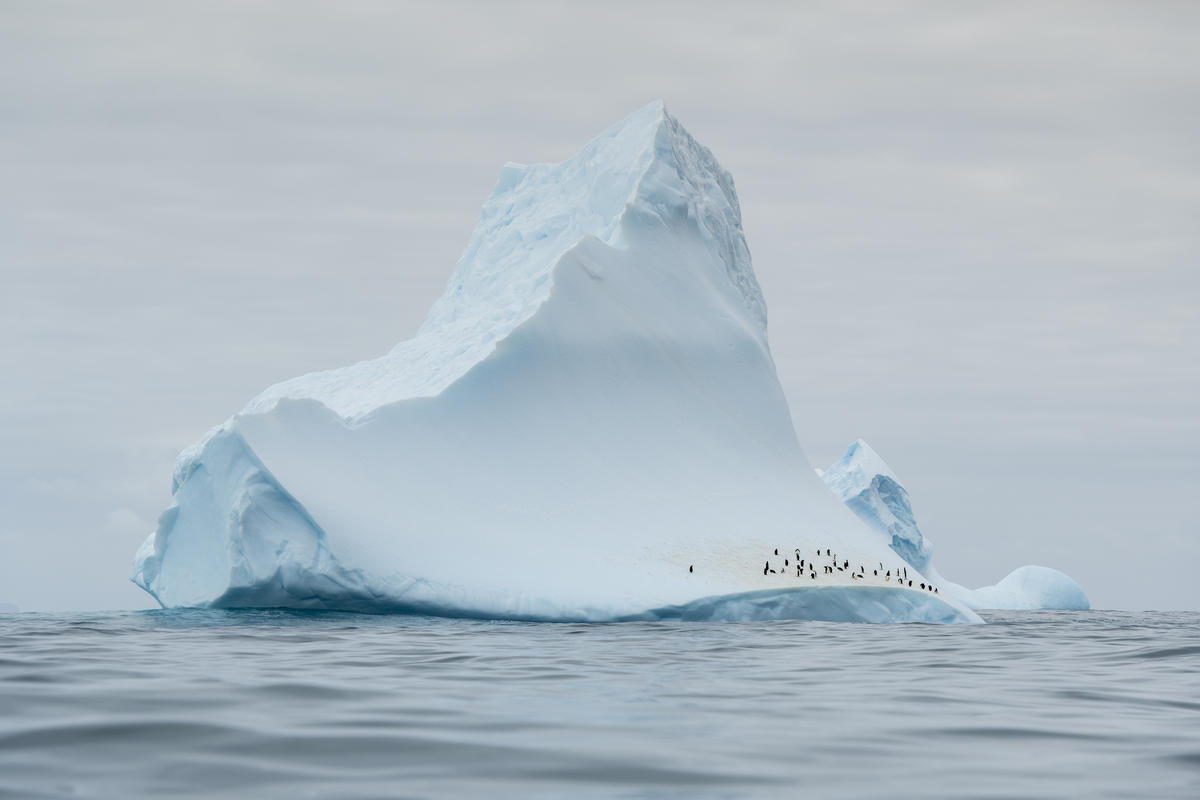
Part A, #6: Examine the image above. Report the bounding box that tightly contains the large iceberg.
[820,440,1089,610]
[132,102,979,623]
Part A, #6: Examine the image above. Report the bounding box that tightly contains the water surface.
[1,610,1197,798]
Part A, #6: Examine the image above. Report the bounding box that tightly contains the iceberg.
[132,102,979,623]
[820,440,1089,611]
[950,566,1090,611]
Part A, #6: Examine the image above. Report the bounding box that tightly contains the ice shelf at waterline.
[132,101,979,623]
[820,440,1089,611]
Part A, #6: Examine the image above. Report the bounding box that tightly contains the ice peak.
[245,102,766,419]
[608,97,669,137]
[423,98,764,341]
[824,439,900,501]
[848,439,899,482]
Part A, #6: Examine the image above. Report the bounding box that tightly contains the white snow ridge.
[133,102,981,623]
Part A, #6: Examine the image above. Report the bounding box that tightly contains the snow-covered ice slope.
[820,440,1089,611]
[132,102,978,623]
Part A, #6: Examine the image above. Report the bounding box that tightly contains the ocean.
[1,610,1197,798]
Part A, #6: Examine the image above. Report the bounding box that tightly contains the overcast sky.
[2,2,1197,612]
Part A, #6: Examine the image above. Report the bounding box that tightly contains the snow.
[132,102,979,624]
[819,441,1089,611]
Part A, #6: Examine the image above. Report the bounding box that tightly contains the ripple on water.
[0,610,1198,799]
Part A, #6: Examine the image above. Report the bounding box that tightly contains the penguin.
[784,558,789,566]
[689,565,693,573]
[800,559,805,569]
[904,567,908,580]
[886,570,890,579]
[920,583,925,589]
[826,549,831,556]
[770,569,777,574]
[764,562,769,576]
[908,580,913,587]
[873,569,878,576]
[810,573,816,580]
[774,548,779,556]
[843,560,849,569]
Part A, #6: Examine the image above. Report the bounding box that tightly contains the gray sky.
[2,1,1197,612]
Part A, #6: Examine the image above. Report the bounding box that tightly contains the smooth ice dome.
[133,102,979,623]
[820,440,1089,611]
[962,566,1090,611]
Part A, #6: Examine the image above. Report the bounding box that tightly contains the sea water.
[1,610,1197,798]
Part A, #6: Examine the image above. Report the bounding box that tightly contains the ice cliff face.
[819,440,1089,611]
[820,440,934,574]
[133,102,979,623]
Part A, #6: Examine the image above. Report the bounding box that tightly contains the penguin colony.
[689,547,940,595]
